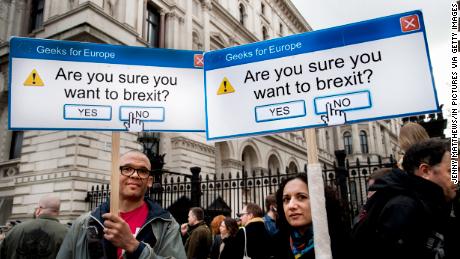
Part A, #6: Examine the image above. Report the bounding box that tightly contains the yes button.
[64,104,112,121]
[255,100,306,123]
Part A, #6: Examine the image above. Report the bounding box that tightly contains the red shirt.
[117,202,149,258]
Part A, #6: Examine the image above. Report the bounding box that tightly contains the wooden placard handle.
[305,128,332,259]
[110,132,120,215]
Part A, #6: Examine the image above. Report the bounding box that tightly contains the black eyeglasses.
[119,166,150,179]
[236,212,248,217]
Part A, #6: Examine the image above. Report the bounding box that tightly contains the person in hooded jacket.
[351,139,456,259]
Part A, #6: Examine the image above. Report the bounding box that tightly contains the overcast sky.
[291,0,451,112]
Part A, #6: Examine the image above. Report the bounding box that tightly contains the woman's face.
[219,221,229,237]
[282,178,312,234]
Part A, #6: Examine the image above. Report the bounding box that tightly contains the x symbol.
[400,14,420,32]
[194,54,204,67]
[403,18,416,29]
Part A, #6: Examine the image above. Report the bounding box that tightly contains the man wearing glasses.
[235,203,274,259]
[57,150,186,259]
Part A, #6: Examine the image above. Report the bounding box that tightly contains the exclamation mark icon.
[24,69,44,86]
[217,77,234,95]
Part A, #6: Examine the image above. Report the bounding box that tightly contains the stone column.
[368,122,376,154]
[6,0,16,37]
[159,11,166,48]
[44,0,52,20]
[135,0,144,36]
[320,129,327,151]
[124,0,136,29]
[202,0,212,51]
[335,127,343,150]
[384,130,391,156]
[185,0,193,50]
[352,124,360,154]
[375,124,384,155]
[327,129,334,153]
[166,12,180,49]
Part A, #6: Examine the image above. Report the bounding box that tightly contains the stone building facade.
[0,0,401,223]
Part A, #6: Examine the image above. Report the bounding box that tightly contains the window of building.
[262,26,269,40]
[360,130,369,154]
[241,146,258,175]
[9,131,23,160]
[261,2,265,15]
[29,0,45,32]
[288,161,298,174]
[268,154,280,174]
[239,3,246,26]
[343,131,352,154]
[279,23,283,35]
[146,4,160,48]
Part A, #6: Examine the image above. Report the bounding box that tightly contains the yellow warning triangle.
[217,77,235,95]
[23,69,44,86]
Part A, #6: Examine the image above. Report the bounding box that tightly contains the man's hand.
[102,213,140,253]
[320,102,347,126]
[124,112,144,132]
[180,223,188,236]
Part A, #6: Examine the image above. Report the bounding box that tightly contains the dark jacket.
[209,234,222,259]
[218,236,238,259]
[445,191,460,259]
[0,215,68,259]
[184,221,212,259]
[234,218,274,259]
[56,197,186,259]
[351,169,451,259]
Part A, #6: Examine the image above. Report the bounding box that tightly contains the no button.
[255,100,306,123]
[119,106,164,122]
[314,90,372,114]
[64,104,112,121]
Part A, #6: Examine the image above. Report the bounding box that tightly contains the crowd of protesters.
[0,122,458,259]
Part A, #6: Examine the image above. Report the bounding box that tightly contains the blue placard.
[9,37,205,132]
[204,10,439,141]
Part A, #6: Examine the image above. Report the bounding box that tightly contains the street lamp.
[137,132,165,172]
[137,132,165,200]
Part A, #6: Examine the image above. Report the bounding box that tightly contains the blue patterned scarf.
[289,228,314,259]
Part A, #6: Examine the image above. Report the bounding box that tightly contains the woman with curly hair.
[217,217,239,259]
[209,215,226,259]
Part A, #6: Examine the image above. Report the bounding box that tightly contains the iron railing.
[85,155,397,225]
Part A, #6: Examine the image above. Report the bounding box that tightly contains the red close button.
[194,54,204,67]
[400,14,420,32]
